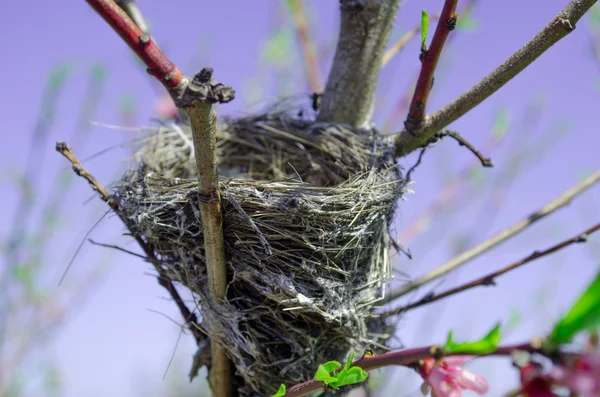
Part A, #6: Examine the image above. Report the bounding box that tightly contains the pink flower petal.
[447,366,489,394]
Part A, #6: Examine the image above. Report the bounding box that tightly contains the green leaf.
[443,323,502,355]
[333,366,368,387]
[271,384,286,397]
[550,271,600,345]
[421,10,429,50]
[314,361,341,384]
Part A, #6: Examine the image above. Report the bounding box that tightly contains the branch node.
[445,13,458,31]
[174,67,235,108]
[559,18,575,31]
[576,234,588,243]
[138,33,150,45]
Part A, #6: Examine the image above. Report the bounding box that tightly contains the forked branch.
[384,222,600,316]
[395,0,598,157]
[85,1,234,396]
[384,169,600,303]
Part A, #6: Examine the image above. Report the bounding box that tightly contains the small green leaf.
[491,108,510,140]
[271,384,286,397]
[91,62,108,83]
[314,361,341,384]
[443,324,502,355]
[550,271,600,345]
[421,10,429,50]
[333,366,368,387]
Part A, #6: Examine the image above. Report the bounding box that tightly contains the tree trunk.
[317,0,403,128]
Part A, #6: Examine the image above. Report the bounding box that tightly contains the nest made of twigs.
[113,107,408,395]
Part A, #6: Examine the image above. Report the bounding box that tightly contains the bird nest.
[113,109,408,395]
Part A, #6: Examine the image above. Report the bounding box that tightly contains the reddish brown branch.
[384,222,600,316]
[86,0,183,88]
[282,342,545,397]
[404,0,458,132]
[55,141,204,344]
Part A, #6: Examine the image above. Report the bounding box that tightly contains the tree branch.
[84,2,235,395]
[395,0,598,157]
[404,0,458,132]
[430,130,494,167]
[316,0,403,128]
[282,342,546,397]
[86,0,183,89]
[384,222,600,316]
[384,168,600,303]
[288,0,322,93]
[55,142,204,344]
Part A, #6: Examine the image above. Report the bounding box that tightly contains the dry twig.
[384,169,600,303]
[384,222,600,316]
[55,141,204,344]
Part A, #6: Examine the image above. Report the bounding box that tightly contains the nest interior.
[114,108,408,395]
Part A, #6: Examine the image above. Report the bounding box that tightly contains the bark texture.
[317,0,403,128]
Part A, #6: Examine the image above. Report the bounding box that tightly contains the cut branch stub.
[172,67,236,108]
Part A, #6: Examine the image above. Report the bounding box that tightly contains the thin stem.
[288,0,322,93]
[395,0,598,157]
[55,142,204,344]
[384,169,600,304]
[282,342,543,397]
[385,222,600,316]
[436,130,493,167]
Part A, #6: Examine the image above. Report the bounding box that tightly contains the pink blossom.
[518,353,600,397]
[419,355,488,397]
[553,353,600,396]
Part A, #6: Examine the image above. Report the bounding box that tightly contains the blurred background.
[1,1,599,396]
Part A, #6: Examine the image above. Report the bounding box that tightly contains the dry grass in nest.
[113,107,408,395]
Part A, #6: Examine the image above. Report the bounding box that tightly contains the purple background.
[1,1,599,396]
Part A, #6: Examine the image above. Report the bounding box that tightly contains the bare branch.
[317,0,403,128]
[404,0,458,132]
[384,222,600,316]
[288,0,322,92]
[395,0,598,157]
[436,130,493,167]
[55,141,205,345]
[384,169,600,303]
